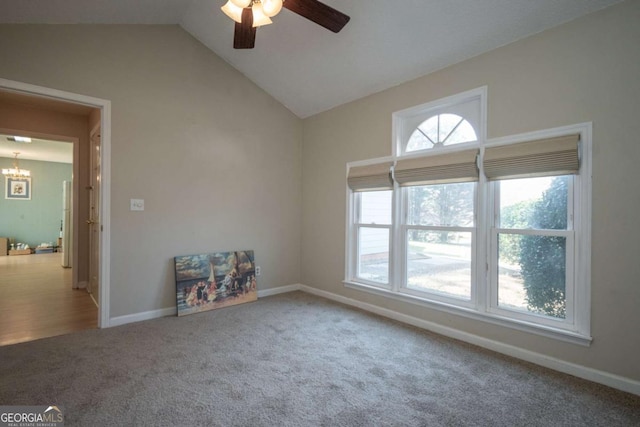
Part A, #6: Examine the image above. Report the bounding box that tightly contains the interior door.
[88,127,101,304]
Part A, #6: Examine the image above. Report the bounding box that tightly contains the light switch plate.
[130,199,144,211]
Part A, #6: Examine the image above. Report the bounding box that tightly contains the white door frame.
[0,78,112,328]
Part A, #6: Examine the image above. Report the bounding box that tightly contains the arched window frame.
[392,87,486,157]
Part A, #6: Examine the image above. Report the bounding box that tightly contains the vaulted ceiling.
[0,0,623,118]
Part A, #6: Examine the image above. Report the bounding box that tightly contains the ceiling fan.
[221,0,350,49]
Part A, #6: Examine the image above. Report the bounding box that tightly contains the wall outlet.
[130,199,144,211]
[255,266,261,276]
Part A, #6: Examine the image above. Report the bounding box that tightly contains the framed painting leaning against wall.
[174,250,257,316]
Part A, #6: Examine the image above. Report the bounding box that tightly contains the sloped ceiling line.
[0,0,623,118]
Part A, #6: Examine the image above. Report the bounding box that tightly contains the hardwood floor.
[0,253,97,346]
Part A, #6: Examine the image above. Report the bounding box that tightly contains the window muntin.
[407,114,477,152]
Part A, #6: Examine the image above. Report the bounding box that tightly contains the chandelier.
[221,0,284,27]
[2,152,31,179]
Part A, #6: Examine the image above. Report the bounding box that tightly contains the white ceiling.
[0,0,623,118]
[0,134,73,164]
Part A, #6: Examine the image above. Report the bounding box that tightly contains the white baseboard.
[109,307,176,327]
[74,281,88,289]
[297,284,640,397]
[257,284,302,297]
[107,284,302,328]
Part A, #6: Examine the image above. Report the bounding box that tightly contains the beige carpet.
[0,291,638,426]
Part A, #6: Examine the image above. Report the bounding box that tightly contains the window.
[356,191,392,285]
[394,88,483,156]
[407,114,477,152]
[347,161,394,287]
[347,88,591,344]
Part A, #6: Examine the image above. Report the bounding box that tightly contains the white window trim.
[345,122,592,346]
[392,86,488,157]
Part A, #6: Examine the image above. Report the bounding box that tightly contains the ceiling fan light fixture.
[221,0,244,23]
[229,0,251,8]
[262,0,283,17]
[228,0,350,49]
[251,3,273,27]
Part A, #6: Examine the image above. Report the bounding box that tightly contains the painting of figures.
[174,250,257,316]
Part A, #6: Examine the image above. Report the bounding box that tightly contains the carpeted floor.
[0,291,638,426]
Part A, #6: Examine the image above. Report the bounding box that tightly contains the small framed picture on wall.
[5,177,31,200]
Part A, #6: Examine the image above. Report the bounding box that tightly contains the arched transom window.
[394,89,483,156]
[406,113,477,152]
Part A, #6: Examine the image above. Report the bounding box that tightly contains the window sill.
[343,280,592,346]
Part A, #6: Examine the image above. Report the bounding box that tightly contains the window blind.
[347,161,393,191]
[394,149,479,186]
[484,134,580,180]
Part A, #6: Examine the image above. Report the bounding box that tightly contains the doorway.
[0,78,111,335]
[0,131,96,345]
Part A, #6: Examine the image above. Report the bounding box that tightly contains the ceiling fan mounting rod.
[226,0,350,49]
[246,0,286,5]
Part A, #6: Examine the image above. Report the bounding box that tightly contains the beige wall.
[301,1,640,381]
[0,102,91,284]
[0,25,303,317]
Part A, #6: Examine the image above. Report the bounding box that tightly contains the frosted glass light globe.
[252,3,273,27]
[221,1,244,23]
[262,0,283,17]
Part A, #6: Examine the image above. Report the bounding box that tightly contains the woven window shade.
[394,149,479,186]
[484,134,580,180]
[347,162,393,191]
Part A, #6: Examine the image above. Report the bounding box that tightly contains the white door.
[62,181,72,268]
[88,127,101,304]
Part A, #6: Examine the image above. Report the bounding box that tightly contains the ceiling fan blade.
[234,8,256,49]
[283,0,350,33]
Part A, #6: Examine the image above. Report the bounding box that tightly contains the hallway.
[0,253,97,346]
